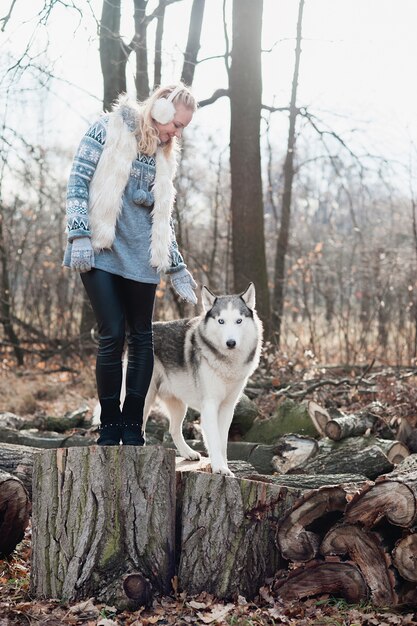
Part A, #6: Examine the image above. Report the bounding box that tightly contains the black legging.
[81,269,156,423]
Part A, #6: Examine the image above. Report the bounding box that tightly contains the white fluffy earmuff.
[151,86,183,124]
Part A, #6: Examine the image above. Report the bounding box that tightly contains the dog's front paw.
[185,450,201,461]
[212,465,235,477]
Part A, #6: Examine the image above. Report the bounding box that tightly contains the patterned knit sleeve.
[165,217,187,274]
[66,117,108,242]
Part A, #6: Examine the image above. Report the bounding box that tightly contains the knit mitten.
[121,395,146,446]
[170,268,198,304]
[70,237,94,273]
[97,399,122,446]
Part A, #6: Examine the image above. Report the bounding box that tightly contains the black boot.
[97,399,122,446]
[121,394,145,446]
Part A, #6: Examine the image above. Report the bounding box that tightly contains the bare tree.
[181,0,205,86]
[229,0,270,334]
[272,0,305,345]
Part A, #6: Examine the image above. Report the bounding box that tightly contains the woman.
[63,84,198,446]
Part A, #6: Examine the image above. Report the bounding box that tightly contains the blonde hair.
[137,83,197,155]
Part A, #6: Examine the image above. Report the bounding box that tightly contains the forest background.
[1,0,417,370]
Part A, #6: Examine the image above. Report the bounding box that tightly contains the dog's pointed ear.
[240,282,256,310]
[201,285,217,312]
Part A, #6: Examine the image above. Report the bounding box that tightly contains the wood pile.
[275,454,417,606]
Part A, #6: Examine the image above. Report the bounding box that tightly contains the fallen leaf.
[187,600,208,609]
[197,603,234,624]
[68,598,99,618]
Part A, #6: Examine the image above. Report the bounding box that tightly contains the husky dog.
[143,282,263,475]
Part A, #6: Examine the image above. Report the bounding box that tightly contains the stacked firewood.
[274,453,417,606]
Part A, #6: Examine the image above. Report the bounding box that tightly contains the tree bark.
[345,454,417,528]
[31,446,176,609]
[229,0,270,336]
[325,412,377,441]
[320,523,397,606]
[100,0,128,111]
[0,443,40,496]
[153,0,166,88]
[318,436,409,465]
[298,444,393,480]
[0,209,24,365]
[134,0,150,101]
[177,472,298,599]
[392,534,417,582]
[272,0,305,345]
[273,558,369,604]
[181,0,205,86]
[0,426,95,449]
[266,473,367,490]
[277,483,364,562]
[0,469,30,556]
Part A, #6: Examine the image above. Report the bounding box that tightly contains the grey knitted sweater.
[63,115,185,283]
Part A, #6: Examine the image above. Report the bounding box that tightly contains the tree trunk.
[345,454,417,528]
[100,0,128,111]
[0,443,40,496]
[0,209,24,365]
[277,483,364,562]
[177,472,298,599]
[0,469,30,556]
[229,0,270,336]
[0,426,95,449]
[134,0,150,101]
[392,534,417,582]
[269,434,318,474]
[325,412,377,441]
[31,446,176,609]
[153,0,166,88]
[320,523,397,606]
[318,436,409,465]
[181,0,206,86]
[273,559,369,604]
[298,443,393,480]
[266,473,367,490]
[272,0,305,345]
[172,440,305,474]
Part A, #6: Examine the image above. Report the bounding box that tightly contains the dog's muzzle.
[226,339,236,349]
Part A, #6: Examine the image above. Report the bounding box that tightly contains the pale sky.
[2,0,417,173]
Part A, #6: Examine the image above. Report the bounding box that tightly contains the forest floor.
[1,353,417,625]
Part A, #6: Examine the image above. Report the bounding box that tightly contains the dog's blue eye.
[236,318,242,324]
[218,319,224,324]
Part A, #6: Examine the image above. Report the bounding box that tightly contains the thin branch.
[0,0,18,32]
[198,88,229,108]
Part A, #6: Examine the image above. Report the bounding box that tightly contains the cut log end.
[274,559,369,605]
[346,482,416,527]
[123,573,152,606]
[0,470,30,557]
[392,535,417,582]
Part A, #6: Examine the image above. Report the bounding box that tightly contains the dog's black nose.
[226,339,236,349]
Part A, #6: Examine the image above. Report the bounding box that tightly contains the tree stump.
[177,472,299,599]
[31,446,176,610]
[0,469,30,556]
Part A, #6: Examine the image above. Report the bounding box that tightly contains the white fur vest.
[88,99,177,272]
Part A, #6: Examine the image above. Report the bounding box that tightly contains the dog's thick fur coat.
[144,283,263,475]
